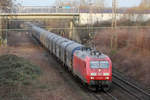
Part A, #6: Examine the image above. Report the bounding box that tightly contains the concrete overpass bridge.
[0,13,80,46]
[0,13,79,20]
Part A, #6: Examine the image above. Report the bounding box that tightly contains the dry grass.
[95,28,150,87]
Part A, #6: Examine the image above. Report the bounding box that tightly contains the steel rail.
[112,73,150,100]
[105,92,118,100]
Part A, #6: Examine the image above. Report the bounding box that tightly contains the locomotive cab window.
[90,61,109,69]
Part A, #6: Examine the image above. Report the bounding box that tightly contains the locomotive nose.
[88,59,112,81]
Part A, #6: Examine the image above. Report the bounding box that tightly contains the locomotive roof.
[75,49,108,60]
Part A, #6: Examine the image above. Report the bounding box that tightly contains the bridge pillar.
[69,20,81,43]
[0,16,2,46]
[69,21,73,40]
[0,16,8,47]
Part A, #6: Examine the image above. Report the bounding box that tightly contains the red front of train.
[73,50,112,88]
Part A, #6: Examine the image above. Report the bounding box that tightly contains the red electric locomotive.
[73,47,112,91]
[27,23,112,92]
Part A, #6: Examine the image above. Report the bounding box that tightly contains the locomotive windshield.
[90,61,109,69]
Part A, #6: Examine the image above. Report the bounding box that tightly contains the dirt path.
[0,31,93,100]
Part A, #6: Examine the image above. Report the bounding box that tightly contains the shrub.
[0,54,41,86]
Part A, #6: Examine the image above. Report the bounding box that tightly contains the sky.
[15,0,142,7]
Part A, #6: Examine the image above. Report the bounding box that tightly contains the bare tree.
[111,0,118,50]
[140,0,150,9]
[112,0,117,28]
[0,0,13,13]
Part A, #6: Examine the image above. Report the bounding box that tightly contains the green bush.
[0,54,41,86]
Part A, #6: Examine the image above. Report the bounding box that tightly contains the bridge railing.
[15,8,79,13]
[0,6,107,14]
[0,6,81,13]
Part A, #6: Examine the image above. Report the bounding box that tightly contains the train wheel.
[95,86,99,92]
[88,85,99,92]
[102,84,111,92]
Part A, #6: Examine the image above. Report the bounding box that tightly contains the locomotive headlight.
[91,73,97,76]
[103,73,109,76]
[105,77,109,80]
[91,77,94,79]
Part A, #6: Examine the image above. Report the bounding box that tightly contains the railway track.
[32,32,118,100]
[36,40,149,100]
[87,92,118,100]
[35,38,149,100]
[90,68,150,100]
[112,70,150,100]
[31,28,149,100]
[43,50,149,100]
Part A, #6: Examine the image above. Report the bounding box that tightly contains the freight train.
[27,23,112,91]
